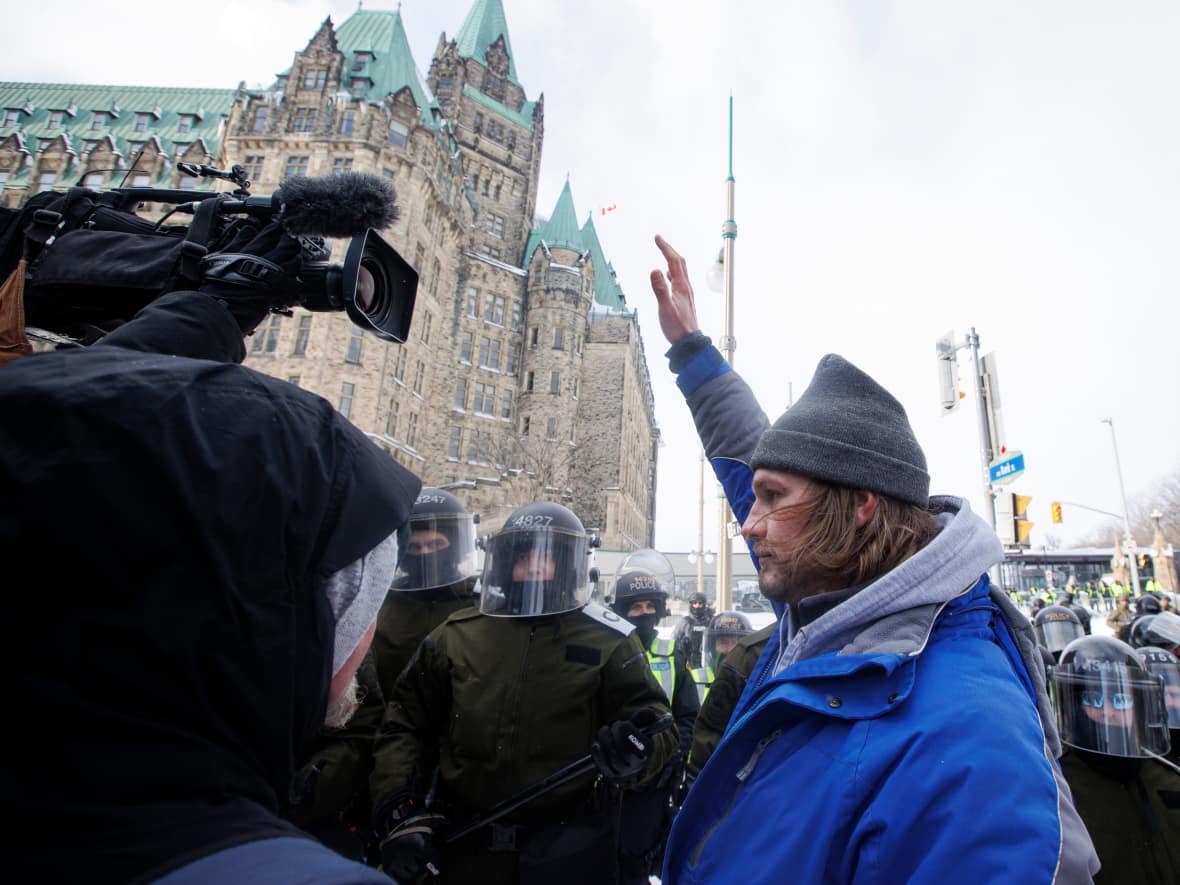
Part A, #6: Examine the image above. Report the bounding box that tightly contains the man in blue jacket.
[649,236,1099,884]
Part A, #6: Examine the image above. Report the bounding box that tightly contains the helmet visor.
[1052,667,1171,757]
[1036,617,1085,654]
[1139,650,1180,729]
[392,513,478,591]
[479,526,591,617]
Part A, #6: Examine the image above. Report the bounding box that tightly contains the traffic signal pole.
[966,327,998,531]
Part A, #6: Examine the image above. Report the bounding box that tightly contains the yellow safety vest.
[645,637,677,702]
[689,665,715,704]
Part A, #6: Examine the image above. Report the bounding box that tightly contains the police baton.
[443,712,674,845]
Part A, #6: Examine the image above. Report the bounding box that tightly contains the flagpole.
[716,95,737,612]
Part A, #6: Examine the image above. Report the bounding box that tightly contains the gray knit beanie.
[749,354,930,506]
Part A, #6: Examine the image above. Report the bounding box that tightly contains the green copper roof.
[335,10,434,124]
[455,0,520,84]
[0,82,234,190]
[581,215,627,310]
[523,179,582,263]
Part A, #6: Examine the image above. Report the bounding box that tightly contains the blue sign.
[989,451,1025,486]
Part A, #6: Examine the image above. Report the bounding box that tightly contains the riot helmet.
[1136,594,1162,616]
[1136,647,1180,730]
[479,502,593,617]
[1051,635,1170,758]
[1137,611,1180,653]
[610,549,674,647]
[689,591,710,620]
[705,611,753,671]
[1033,605,1084,657]
[392,488,478,591]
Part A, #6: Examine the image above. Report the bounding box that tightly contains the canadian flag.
[599,203,618,216]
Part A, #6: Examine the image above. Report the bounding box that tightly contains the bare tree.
[1073,461,1180,547]
[495,431,578,509]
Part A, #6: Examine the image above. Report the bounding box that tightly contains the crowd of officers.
[1012,578,1173,614]
[289,488,764,884]
[291,487,1179,884]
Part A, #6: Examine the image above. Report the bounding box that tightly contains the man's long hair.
[776,482,939,594]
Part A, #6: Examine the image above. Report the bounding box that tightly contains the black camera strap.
[176,195,223,283]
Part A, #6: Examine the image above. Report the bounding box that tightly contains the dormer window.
[350,79,369,99]
[47,111,64,129]
[302,69,327,90]
[388,120,409,148]
[352,52,372,72]
[177,114,195,133]
[2,109,19,127]
[37,138,53,152]
[134,112,151,132]
[91,111,109,130]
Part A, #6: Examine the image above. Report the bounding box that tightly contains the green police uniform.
[371,602,676,883]
[688,622,776,774]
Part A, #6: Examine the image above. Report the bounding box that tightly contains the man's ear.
[854,491,878,529]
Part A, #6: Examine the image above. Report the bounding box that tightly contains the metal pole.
[1102,418,1141,594]
[716,95,737,612]
[966,327,997,530]
[697,448,706,597]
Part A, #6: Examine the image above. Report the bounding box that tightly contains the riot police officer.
[609,549,699,884]
[370,502,676,885]
[1052,636,1180,883]
[689,611,753,702]
[674,591,714,667]
[1034,604,1085,665]
[371,488,480,698]
[1137,646,1180,765]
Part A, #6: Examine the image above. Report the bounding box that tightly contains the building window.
[2,109,20,127]
[419,312,432,345]
[473,382,495,415]
[570,421,576,444]
[338,382,354,419]
[573,377,581,399]
[521,416,530,436]
[292,108,318,133]
[472,112,483,134]
[91,112,109,130]
[388,121,409,148]
[454,378,468,410]
[303,69,327,90]
[284,155,309,178]
[35,171,56,193]
[242,155,264,181]
[341,110,356,134]
[478,336,501,371]
[130,112,149,132]
[509,300,521,331]
[385,400,399,437]
[350,79,369,98]
[529,327,538,349]
[506,344,519,376]
[177,114,195,133]
[333,157,353,172]
[412,361,425,396]
[82,172,105,189]
[549,371,560,394]
[484,294,506,325]
[484,245,501,259]
[501,389,513,420]
[485,213,505,239]
[459,331,473,363]
[287,375,300,387]
[252,107,269,132]
[546,417,557,440]
[406,412,418,447]
[553,327,565,350]
[292,315,312,355]
[345,328,363,364]
[250,315,282,354]
[465,287,479,318]
[494,183,502,200]
[47,111,64,129]
[525,371,534,393]
[394,348,407,382]
[575,334,583,354]
[466,429,489,464]
[448,426,462,460]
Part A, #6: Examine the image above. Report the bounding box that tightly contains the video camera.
[0,163,418,344]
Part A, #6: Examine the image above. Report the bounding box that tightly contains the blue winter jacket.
[662,336,1098,884]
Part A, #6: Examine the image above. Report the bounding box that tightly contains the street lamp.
[1101,417,1140,595]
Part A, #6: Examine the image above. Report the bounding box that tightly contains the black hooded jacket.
[1,293,420,882]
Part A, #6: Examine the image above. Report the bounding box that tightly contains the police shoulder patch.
[581,602,635,636]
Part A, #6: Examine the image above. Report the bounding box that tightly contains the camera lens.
[355,265,376,312]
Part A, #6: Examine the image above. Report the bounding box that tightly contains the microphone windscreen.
[277,172,401,238]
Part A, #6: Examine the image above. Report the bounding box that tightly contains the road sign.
[989,450,1025,486]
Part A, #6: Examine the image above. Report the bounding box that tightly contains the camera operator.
[1,216,422,883]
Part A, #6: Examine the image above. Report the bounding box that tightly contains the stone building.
[0,1,659,547]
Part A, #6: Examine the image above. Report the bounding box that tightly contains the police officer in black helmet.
[675,591,715,668]
[371,488,480,698]
[1034,605,1085,664]
[1051,635,1180,883]
[609,550,699,885]
[369,501,676,885]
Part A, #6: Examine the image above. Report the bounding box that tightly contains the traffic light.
[936,332,962,415]
[1051,501,1063,525]
[1013,494,1034,547]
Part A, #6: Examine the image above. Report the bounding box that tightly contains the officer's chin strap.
[1145,750,1180,776]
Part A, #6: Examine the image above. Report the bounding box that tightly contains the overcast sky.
[4,0,1177,554]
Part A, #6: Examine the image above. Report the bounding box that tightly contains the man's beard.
[756,555,831,606]
[324,674,362,729]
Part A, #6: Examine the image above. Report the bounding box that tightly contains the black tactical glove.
[198,218,304,334]
[379,800,447,882]
[591,712,657,785]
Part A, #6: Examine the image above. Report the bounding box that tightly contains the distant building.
[0,1,659,547]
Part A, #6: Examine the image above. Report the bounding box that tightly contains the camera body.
[2,167,417,344]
